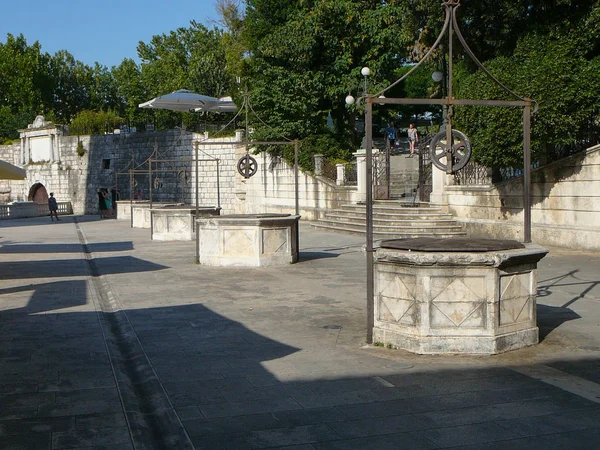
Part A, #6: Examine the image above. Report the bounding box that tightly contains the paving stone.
[0,432,51,450]
[183,413,282,437]
[75,412,128,430]
[311,432,435,450]
[271,408,345,428]
[190,432,253,450]
[37,400,123,418]
[327,414,434,439]
[246,424,341,448]
[494,407,600,437]
[415,422,521,447]
[200,398,303,419]
[0,416,75,437]
[51,426,132,449]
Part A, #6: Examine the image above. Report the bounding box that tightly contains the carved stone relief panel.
[430,276,487,328]
[499,272,533,326]
[377,271,417,326]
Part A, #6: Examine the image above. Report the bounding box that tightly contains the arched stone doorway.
[29,183,48,202]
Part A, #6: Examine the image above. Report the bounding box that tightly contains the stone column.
[313,154,325,176]
[336,164,345,186]
[353,150,366,202]
[430,164,447,206]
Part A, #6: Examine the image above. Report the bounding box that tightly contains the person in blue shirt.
[385,122,396,153]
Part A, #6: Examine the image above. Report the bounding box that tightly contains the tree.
[112,58,147,128]
[0,34,50,139]
[242,0,411,156]
[48,50,94,122]
[454,29,600,168]
[136,21,234,130]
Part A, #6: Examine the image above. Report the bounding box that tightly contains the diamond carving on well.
[430,277,486,328]
[223,229,254,255]
[262,228,287,254]
[378,273,416,324]
[500,272,532,325]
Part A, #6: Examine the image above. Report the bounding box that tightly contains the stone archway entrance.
[29,183,48,202]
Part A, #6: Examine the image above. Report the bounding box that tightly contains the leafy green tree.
[69,110,124,135]
[454,29,600,168]
[90,63,120,112]
[112,58,148,128]
[48,50,94,122]
[136,21,234,130]
[243,0,411,157]
[0,34,50,138]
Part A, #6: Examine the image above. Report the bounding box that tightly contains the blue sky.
[0,0,220,68]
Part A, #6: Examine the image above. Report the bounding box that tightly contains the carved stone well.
[373,238,548,354]
[196,214,300,267]
[151,206,221,241]
[128,202,179,228]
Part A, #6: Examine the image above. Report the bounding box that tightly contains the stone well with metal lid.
[196,213,300,267]
[373,237,548,354]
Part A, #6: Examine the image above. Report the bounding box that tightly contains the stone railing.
[0,201,73,219]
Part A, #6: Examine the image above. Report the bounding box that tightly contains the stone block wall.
[0,143,22,203]
[445,145,600,250]
[6,128,245,215]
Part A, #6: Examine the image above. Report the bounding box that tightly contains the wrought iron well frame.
[358,0,537,343]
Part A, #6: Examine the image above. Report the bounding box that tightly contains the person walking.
[98,188,107,218]
[48,192,59,221]
[407,123,419,157]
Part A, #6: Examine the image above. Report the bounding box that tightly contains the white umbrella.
[195,96,237,113]
[139,89,237,113]
[0,160,26,180]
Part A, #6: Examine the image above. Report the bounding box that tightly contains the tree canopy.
[1,0,600,169]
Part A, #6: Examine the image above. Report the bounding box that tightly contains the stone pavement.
[1,215,600,449]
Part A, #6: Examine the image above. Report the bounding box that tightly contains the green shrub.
[77,141,86,157]
[70,110,124,136]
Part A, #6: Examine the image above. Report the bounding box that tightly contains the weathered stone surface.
[373,243,548,354]
[151,206,221,241]
[197,214,300,267]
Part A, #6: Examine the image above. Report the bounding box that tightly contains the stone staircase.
[310,201,466,239]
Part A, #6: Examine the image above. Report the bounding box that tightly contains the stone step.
[315,219,465,233]
[337,205,445,215]
[310,222,467,238]
[325,212,456,222]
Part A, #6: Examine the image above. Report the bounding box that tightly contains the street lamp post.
[346,66,375,343]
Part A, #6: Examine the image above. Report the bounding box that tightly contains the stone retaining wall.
[445,145,600,250]
[243,152,360,220]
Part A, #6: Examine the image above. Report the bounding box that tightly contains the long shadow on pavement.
[2,280,600,449]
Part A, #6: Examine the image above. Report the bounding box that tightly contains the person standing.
[48,192,59,221]
[102,189,114,218]
[385,122,396,154]
[407,123,419,157]
[98,189,107,218]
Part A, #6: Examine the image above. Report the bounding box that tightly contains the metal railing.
[0,202,73,219]
[454,162,493,185]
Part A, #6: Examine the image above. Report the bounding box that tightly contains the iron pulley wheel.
[237,154,258,178]
[429,129,472,173]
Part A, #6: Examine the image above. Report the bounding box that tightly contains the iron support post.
[195,141,200,264]
[523,104,532,243]
[365,98,374,344]
[148,159,153,232]
[294,140,299,216]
